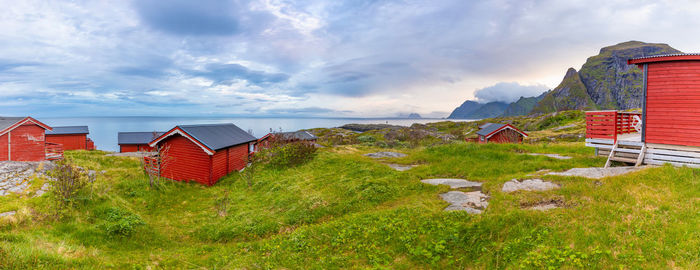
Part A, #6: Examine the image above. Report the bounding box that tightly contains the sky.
[1,0,700,118]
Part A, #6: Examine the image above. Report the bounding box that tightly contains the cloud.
[134,0,241,36]
[474,82,549,103]
[187,63,290,85]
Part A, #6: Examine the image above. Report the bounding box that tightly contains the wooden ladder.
[604,141,618,168]
[605,141,647,168]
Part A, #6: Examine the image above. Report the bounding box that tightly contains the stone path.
[364,152,407,158]
[547,166,647,179]
[420,178,488,213]
[386,164,416,171]
[527,153,572,160]
[502,179,559,192]
[440,191,489,214]
[420,178,482,189]
[0,161,53,197]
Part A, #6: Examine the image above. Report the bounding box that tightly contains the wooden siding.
[645,61,700,146]
[487,129,523,143]
[0,133,8,161]
[10,123,46,161]
[228,143,249,171]
[212,149,228,184]
[158,134,212,185]
[46,134,87,150]
[120,144,155,153]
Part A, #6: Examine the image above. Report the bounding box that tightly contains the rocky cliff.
[534,41,682,113]
[448,101,508,119]
[502,91,548,116]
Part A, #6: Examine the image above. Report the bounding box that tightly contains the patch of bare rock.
[0,211,16,218]
[502,179,559,193]
[547,166,647,179]
[364,152,407,158]
[0,161,54,196]
[440,191,489,214]
[420,178,482,189]
[522,199,565,211]
[386,164,416,171]
[420,178,488,213]
[527,153,572,160]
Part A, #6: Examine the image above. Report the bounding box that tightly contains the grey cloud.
[187,63,289,85]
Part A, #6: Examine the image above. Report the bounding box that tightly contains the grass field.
[1,141,698,269]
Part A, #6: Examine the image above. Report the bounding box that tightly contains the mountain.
[502,91,548,116]
[533,41,682,113]
[447,101,508,119]
[532,68,597,112]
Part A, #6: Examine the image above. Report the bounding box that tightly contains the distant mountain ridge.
[448,41,682,118]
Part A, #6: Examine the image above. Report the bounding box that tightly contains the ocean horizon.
[39,116,476,152]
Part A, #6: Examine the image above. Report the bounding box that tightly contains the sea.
[40,117,476,152]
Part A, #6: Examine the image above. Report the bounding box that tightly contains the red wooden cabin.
[118,132,164,152]
[0,116,62,161]
[585,54,700,167]
[46,126,95,150]
[148,123,257,186]
[475,123,528,144]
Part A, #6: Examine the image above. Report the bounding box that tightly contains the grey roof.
[274,131,318,141]
[476,123,507,136]
[0,117,25,132]
[178,123,257,151]
[478,123,494,129]
[119,132,164,145]
[629,53,700,61]
[46,126,89,135]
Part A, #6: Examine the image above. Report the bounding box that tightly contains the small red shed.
[255,130,318,151]
[475,123,528,144]
[46,126,94,150]
[148,123,257,186]
[118,132,164,152]
[0,116,56,161]
[628,54,700,147]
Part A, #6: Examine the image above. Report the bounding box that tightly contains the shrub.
[95,206,145,237]
[267,142,318,168]
[48,159,95,215]
[357,135,376,143]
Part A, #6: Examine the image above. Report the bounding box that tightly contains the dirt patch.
[547,166,649,179]
[527,153,572,160]
[502,179,559,192]
[364,152,407,158]
[421,178,482,189]
[440,191,489,214]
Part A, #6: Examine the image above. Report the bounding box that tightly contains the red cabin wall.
[46,134,87,150]
[0,133,8,161]
[645,61,700,146]
[486,129,523,144]
[9,124,46,161]
[158,134,212,185]
[227,143,249,172]
[212,150,228,184]
[120,144,155,153]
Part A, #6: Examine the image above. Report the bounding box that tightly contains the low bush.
[267,142,318,168]
[94,206,145,237]
[48,159,95,216]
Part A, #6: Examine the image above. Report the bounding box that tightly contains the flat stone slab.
[0,211,16,218]
[440,191,489,214]
[421,178,482,189]
[547,166,647,179]
[386,164,416,171]
[527,153,572,160]
[528,203,559,211]
[364,152,407,158]
[502,179,559,192]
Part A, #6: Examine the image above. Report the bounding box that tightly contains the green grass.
[1,143,698,269]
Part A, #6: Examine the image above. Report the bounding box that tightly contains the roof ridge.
[629,53,700,61]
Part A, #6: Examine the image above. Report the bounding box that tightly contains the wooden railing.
[45,142,64,160]
[86,138,96,150]
[585,111,642,142]
[143,156,160,175]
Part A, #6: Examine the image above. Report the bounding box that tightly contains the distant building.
[255,130,318,151]
[46,126,95,150]
[148,124,257,186]
[0,116,60,161]
[118,132,164,152]
[475,123,528,144]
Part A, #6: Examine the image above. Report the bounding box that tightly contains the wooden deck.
[586,133,700,168]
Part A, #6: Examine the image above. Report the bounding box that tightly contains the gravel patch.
[502,179,560,192]
[364,151,407,158]
[547,166,648,179]
[421,178,482,189]
[386,164,416,171]
[440,191,489,214]
[0,211,16,218]
[527,153,572,160]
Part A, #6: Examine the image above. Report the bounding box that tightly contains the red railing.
[86,138,96,150]
[45,142,64,160]
[585,111,642,142]
[143,156,160,175]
